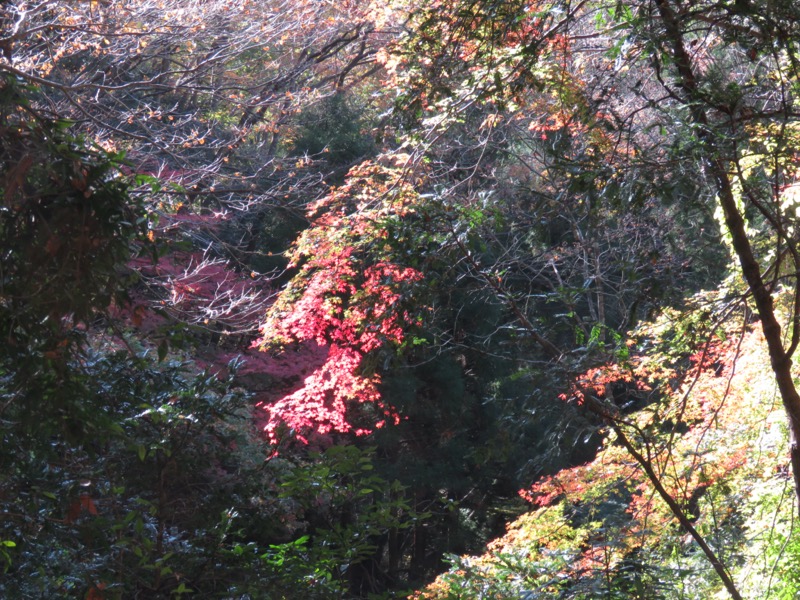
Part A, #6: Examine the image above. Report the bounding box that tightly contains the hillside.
[415,294,799,599]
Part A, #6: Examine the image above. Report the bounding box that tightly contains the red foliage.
[519,321,761,571]
[85,582,107,600]
[263,250,421,354]
[557,362,652,406]
[67,493,98,523]
[254,253,421,444]
[259,344,399,445]
[255,161,425,445]
[119,203,271,337]
[519,460,638,508]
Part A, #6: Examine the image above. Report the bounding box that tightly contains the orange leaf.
[86,581,107,600]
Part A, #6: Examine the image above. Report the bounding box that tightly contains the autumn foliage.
[416,299,794,598]
[255,160,425,444]
[5,0,800,598]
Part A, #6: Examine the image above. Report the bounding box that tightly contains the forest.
[1,0,800,598]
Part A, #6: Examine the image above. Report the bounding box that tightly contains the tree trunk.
[653,0,800,512]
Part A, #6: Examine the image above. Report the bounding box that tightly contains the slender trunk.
[586,395,742,598]
[593,246,606,340]
[653,0,800,513]
[608,416,743,600]
[409,494,428,582]
[714,158,800,510]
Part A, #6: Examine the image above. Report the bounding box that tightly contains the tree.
[412,1,799,596]
[1,0,401,340]
[644,0,800,514]
[5,0,800,596]
[0,73,144,432]
[258,0,800,596]
[1,3,424,597]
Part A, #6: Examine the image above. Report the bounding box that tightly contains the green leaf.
[174,583,193,594]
